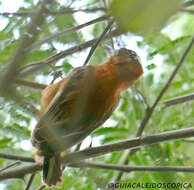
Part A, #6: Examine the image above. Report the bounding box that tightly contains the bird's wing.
[32,65,101,154]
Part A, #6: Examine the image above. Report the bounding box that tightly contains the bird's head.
[111,48,143,86]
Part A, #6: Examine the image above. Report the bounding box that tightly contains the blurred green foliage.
[110,0,183,33]
[0,0,193,189]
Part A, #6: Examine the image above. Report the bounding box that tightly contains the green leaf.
[145,73,154,86]
[146,63,156,70]
[93,127,129,136]
[102,135,126,144]
[0,138,12,148]
[54,14,81,44]
[109,0,183,33]
[3,124,30,140]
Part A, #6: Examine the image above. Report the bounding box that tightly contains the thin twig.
[0,153,34,163]
[37,185,46,190]
[75,142,82,151]
[83,19,114,65]
[25,174,35,190]
[0,161,21,172]
[18,29,122,77]
[49,7,107,15]
[50,70,64,84]
[17,61,52,76]
[134,87,150,109]
[26,15,108,51]
[14,78,46,90]
[181,9,194,14]
[0,11,34,17]
[11,92,39,115]
[0,8,106,17]
[103,0,115,50]
[0,163,42,180]
[47,7,106,14]
[163,93,194,107]
[71,161,194,173]
[114,35,194,181]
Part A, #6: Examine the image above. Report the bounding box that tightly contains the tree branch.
[83,19,114,65]
[181,9,194,14]
[11,92,39,115]
[61,127,194,163]
[26,15,108,51]
[0,153,34,163]
[14,78,46,90]
[0,8,106,17]
[0,163,42,180]
[37,185,46,190]
[0,161,21,172]
[17,29,123,77]
[0,11,34,17]
[183,0,194,7]
[163,93,194,107]
[0,0,53,93]
[102,0,115,50]
[46,7,106,14]
[71,162,194,173]
[2,124,194,181]
[25,174,35,190]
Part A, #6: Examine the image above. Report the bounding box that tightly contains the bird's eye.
[130,54,141,63]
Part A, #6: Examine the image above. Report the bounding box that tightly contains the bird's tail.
[43,153,62,187]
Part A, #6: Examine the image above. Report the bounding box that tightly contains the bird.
[31,48,143,187]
